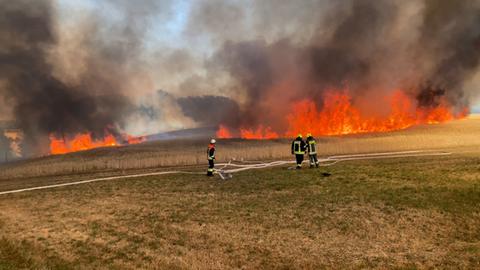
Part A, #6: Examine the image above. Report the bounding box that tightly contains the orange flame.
[125,135,147,145]
[216,125,233,138]
[216,90,466,139]
[49,132,148,155]
[286,90,461,137]
[240,126,279,139]
[49,133,118,155]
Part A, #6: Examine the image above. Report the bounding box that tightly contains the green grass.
[0,154,479,269]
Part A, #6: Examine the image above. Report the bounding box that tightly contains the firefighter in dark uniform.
[306,133,319,168]
[291,134,306,169]
[207,139,216,176]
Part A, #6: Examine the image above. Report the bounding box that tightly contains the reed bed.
[0,117,479,179]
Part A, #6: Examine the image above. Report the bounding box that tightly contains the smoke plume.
[0,0,173,154]
[1,0,479,153]
[177,95,241,127]
[188,0,480,130]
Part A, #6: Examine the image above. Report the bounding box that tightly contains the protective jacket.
[291,137,306,155]
[306,136,317,155]
[207,144,215,160]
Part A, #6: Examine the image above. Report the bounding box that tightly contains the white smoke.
[123,91,196,136]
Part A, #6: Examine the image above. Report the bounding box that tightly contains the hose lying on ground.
[0,150,451,195]
[216,150,451,175]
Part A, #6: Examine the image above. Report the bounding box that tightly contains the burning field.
[1,0,480,268]
[0,121,479,269]
[49,133,146,155]
[47,89,468,155]
[1,115,479,181]
[217,90,467,139]
[1,0,480,159]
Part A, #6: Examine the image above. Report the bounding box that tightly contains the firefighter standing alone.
[306,133,320,168]
[291,134,306,169]
[207,139,216,176]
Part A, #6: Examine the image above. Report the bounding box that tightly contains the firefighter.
[207,139,216,176]
[306,133,319,168]
[291,134,306,169]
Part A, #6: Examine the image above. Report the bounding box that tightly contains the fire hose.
[214,150,451,179]
[0,150,451,195]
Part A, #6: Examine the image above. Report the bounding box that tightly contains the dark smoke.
[0,133,8,163]
[307,0,398,90]
[212,40,277,128]
[177,95,241,127]
[0,0,161,154]
[1,0,479,150]
[195,0,480,130]
[419,0,480,103]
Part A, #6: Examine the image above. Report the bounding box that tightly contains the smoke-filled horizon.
[1,0,480,153]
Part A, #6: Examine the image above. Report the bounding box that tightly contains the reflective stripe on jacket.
[307,138,317,155]
[292,140,305,155]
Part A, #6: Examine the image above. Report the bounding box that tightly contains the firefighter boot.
[295,154,303,169]
[309,155,315,168]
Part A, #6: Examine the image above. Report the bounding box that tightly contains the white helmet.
[210,139,216,144]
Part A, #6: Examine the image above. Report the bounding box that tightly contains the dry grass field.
[0,116,479,269]
[0,153,479,269]
[0,116,479,180]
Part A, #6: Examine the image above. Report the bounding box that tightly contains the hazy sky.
[56,0,191,48]
[54,0,480,111]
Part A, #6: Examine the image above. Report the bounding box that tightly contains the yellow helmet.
[307,133,312,137]
[297,133,302,138]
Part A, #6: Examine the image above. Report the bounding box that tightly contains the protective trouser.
[295,154,304,169]
[207,159,214,176]
[309,154,319,168]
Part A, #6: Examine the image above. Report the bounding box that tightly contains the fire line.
[217,91,467,139]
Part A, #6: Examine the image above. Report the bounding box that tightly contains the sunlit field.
[2,0,480,268]
[0,117,479,269]
[0,117,479,180]
[0,153,479,269]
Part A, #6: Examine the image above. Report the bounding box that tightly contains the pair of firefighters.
[207,134,319,176]
[291,133,319,169]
